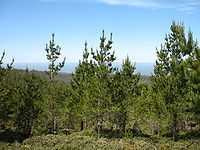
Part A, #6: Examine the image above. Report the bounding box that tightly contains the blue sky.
[0,0,200,63]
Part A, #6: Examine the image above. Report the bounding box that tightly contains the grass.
[1,131,200,150]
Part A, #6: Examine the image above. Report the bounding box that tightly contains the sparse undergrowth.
[1,132,200,150]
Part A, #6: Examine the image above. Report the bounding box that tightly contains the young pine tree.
[45,33,66,134]
[186,35,200,120]
[153,22,198,141]
[91,30,116,138]
[0,50,14,129]
[111,56,140,135]
[69,42,95,130]
[15,70,44,139]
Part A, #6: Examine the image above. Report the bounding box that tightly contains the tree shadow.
[99,128,123,138]
[178,131,200,140]
[97,128,150,139]
[0,129,26,143]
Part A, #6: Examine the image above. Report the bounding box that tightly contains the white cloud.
[98,0,200,13]
[99,0,161,8]
[38,0,200,14]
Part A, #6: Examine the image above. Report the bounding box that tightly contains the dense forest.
[0,22,200,149]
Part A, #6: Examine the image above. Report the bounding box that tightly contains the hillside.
[12,69,151,84]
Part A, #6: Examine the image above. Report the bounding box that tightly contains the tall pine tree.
[69,41,95,130]
[91,30,116,138]
[45,33,66,134]
[153,22,198,141]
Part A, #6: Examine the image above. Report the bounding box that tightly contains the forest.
[0,22,200,149]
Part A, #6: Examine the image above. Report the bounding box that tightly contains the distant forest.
[0,22,199,144]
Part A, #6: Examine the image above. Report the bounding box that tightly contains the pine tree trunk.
[53,116,57,134]
[121,112,127,135]
[25,119,33,138]
[50,69,57,134]
[97,117,100,139]
[81,120,84,131]
[97,98,100,139]
[171,113,178,141]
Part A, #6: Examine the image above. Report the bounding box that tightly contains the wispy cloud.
[98,0,200,13]
[99,0,161,8]
[38,0,200,14]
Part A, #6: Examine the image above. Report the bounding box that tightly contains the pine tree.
[69,41,95,130]
[15,70,44,139]
[45,33,66,134]
[91,30,116,138]
[111,56,140,134]
[186,36,200,119]
[70,31,116,137]
[153,22,198,141]
[0,50,14,129]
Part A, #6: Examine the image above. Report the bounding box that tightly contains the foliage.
[15,70,45,138]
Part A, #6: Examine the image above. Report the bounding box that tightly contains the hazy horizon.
[12,62,155,75]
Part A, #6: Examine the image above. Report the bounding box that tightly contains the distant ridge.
[13,62,154,76]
